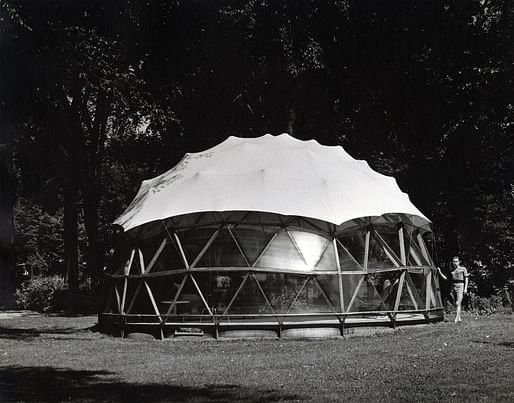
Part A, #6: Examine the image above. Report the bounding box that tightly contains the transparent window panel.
[316,242,338,271]
[176,227,217,265]
[397,273,422,311]
[341,273,365,311]
[367,232,399,270]
[259,273,303,314]
[431,270,443,308]
[338,231,367,266]
[373,226,402,264]
[403,227,430,266]
[255,230,308,271]
[125,278,155,315]
[408,272,427,309]
[232,226,277,266]
[336,240,362,271]
[420,232,435,265]
[287,277,337,314]
[347,275,385,312]
[375,270,403,310]
[196,228,248,267]
[172,274,209,315]
[143,238,185,273]
[315,274,341,312]
[289,230,330,269]
[226,274,274,315]
[206,272,247,314]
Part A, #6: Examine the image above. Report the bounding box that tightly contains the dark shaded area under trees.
[0,0,513,310]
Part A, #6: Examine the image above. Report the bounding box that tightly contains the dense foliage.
[1,0,513,310]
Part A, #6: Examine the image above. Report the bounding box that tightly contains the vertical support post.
[393,270,406,318]
[398,226,406,266]
[425,269,432,310]
[363,229,370,270]
[417,233,431,264]
[334,238,345,313]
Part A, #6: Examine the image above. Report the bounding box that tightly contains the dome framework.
[99,135,443,338]
[100,211,443,339]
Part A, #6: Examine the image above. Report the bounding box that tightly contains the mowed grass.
[0,312,513,402]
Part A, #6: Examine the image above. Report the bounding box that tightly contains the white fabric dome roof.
[115,133,429,231]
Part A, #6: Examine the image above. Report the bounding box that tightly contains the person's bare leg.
[455,293,463,322]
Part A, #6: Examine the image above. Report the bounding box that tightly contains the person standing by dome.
[438,256,469,323]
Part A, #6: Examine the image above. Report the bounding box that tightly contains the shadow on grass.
[0,366,303,402]
[471,340,514,349]
[0,326,92,341]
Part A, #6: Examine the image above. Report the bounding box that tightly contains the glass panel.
[289,230,330,269]
[336,240,362,271]
[342,273,364,311]
[207,272,247,314]
[397,273,419,311]
[176,227,217,265]
[156,274,186,316]
[373,226,402,265]
[125,279,155,315]
[367,232,399,270]
[315,274,341,312]
[259,273,304,314]
[376,270,403,310]
[171,274,208,315]
[338,231,367,265]
[149,238,185,272]
[287,277,336,314]
[316,242,338,271]
[232,226,277,266]
[196,228,248,267]
[349,275,384,312]
[403,227,429,266]
[226,274,274,315]
[409,272,427,309]
[420,232,435,265]
[255,230,308,271]
[431,271,443,308]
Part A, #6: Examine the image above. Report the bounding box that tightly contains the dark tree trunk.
[64,174,79,311]
[0,130,16,308]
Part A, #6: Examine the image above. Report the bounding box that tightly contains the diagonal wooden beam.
[191,228,220,268]
[164,274,188,318]
[126,280,144,314]
[285,277,310,314]
[222,272,250,316]
[190,273,213,316]
[121,278,128,314]
[345,275,365,313]
[137,249,145,274]
[252,231,278,267]
[145,237,167,274]
[144,280,162,321]
[393,271,406,313]
[398,227,406,266]
[252,272,277,318]
[125,249,135,275]
[334,239,345,313]
[227,226,251,267]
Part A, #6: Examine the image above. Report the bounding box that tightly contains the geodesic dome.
[99,134,443,339]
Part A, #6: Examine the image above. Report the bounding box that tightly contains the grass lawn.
[0,312,513,402]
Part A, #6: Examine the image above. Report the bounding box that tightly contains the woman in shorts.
[437,256,469,322]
